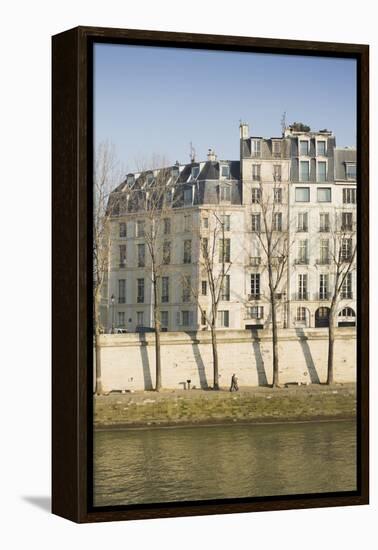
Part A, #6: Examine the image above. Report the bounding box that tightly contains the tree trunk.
[153,277,162,391]
[271,295,279,387]
[210,324,219,390]
[327,306,335,385]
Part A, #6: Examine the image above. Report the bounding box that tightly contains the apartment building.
[104,123,356,333]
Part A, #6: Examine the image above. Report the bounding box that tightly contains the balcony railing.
[296,227,308,232]
[294,258,309,265]
[119,261,127,268]
[293,292,309,301]
[316,257,330,265]
[340,292,353,300]
[249,257,261,266]
[319,226,330,233]
[248,293,261,301]
[315,292,331,301]
[341,224,353,232]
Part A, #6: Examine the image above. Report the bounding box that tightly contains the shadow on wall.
[295,328,321,384]
[138,333,153,390]
[187,331,209,389]
[251,329,269,386]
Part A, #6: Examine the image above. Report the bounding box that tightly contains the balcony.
[294,258,309,265]
[296,227,308,233]
[293,292,309,301]
[248,293,261,301]
[249,257,261,266]
[315,292,331,301]
[319,226,330,233]
[341,224,353,232]
[316,257,330,265]
[340,292,353,300]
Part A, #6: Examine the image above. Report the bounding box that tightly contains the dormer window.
[299,140,309,156]
[171,167,179,179]
[317,141,326,156]
[220,184,231,202]
[221,165,230,178]
[147,173,154,185]
[251,140,261,158]
[191,166,199,179]
[183,187,193,206]
[126,174,134,186]
[272,140,281,157]
[346,163,356,180]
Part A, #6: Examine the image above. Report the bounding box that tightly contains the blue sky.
[94,43,356,172]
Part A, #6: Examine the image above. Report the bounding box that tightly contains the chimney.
[239,121,249,139]
[207,148,217,161]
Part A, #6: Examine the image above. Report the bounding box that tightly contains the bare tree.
[254,175,291,387]
[93,141,122,395]
[326,210,357,384]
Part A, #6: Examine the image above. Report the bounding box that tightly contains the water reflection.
[93,420,356,506]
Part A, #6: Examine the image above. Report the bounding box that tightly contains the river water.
[93,420,356,507]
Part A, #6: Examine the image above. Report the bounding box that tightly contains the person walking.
[229,373,239,392]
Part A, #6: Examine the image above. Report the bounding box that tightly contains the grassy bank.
[94,383,356,429]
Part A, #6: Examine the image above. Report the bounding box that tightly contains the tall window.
[201,310,207,325]
[184,214,191,231]
[251,213,261,232]
[295,187,310,202]
[296,307,307,322]
[203,217,209,229]
[118,279,126,304]
[251,139,261,157]
[136,220,145,237]
[161,277,169,303]
[300,161,310,181]
[341,273,353,299]
[274,188,282,204]
[221,165,230,178]
[343,188,356,204]
[181,310,193,327]
[317,187,331,202]
[341,212,353,231]
[163,241,171,265]
[182,276,191,303]
[320,212,330,232]
[320,239,330,264]
[299,140,309,156]
[118,312,125,327]
[273,212,282,232]
[251,188,261,204]
[137,311,144,327]
[249,306,264,319]
[319,274,329,300]
[201,281,207,296]
[119,244,127,267]
[273,164,282,182]
[341,238,353,261]
[219,238,231,263]
[298,240,308,264]
[317,162,327,182]
[137,278,144,303]
[161,311,169,329]
[163,218,171,235]
[220,185,231,202]
[137,243,145,267]
[191,166,199,179]
[252,164,261,181]
[119,222,127,238]
[298,274,308,300]
[250,273,260,298]
[183,240,192,263]
[202,238,208,258]
[221,275,230,301]
[217,310,230,327]
[317,141,326,156]
[272,140,281,156]
[297,212,308,232]
[220,214,231,231]
[183,188,192,205]
[346,163,356,180]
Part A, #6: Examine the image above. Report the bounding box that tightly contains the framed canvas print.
[52,26,369,523]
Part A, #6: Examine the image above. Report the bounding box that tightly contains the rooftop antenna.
[189,142,196,163]
[281,112,287,135]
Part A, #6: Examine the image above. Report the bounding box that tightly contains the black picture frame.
[52,26,369,523]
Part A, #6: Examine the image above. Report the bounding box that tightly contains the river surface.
[93,420,356,507]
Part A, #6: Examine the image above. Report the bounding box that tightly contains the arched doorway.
[315,306,330,328]
[338,307,356,327]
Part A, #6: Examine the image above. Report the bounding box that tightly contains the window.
[341,238,353,261]
[118,279,126,304]
[317,187,331,202]
[184,188,192,205]
[118,312,125,327]
[251,188,261,204]
[217,310,230,327]
[298,240,308,264]
[220,185,231,202]
[343,188,356,204]
[341,212,353,231]
[201,281,207,296]
[165,189,173,204]
[221,275,230,301]
[346,163,356,180]
[249,306,264,319]
[341,273,352,299]
[272,140,281,156]
[184,214,191,231]
[299,140,309,156]
[182,276,191,303]
[201,310,207,325]
[171,167,179,179]
[274,188,282,204]
[220,214,231,231]
[273,212,282,232]
[295,187,310,202]
[202,238,208,258]
[183,240,192,263]
[297,307,307,322]
[319,274,329,300]
[163,241,171,265]
[252,164,261,181]
[137,243,145,267]
[127,174,134,185]
[297,212,308,232]
[163,218,171,235]
[137,278,144,303]
[221,165,230,178]
[137,311,144,327]
[119,222,127,238]
[251,139,261,157]
[136,220,145,237]
[161,311,169,329]
[147,173,154,185]
[317,162,327,182]
[219,238,231,263]
[298,274,308,300]
[300,161,310,181]
[203,217,209,229]
[181,310,193,327]
[320,239,330,264]
[339,307,355,318]
[191,166,199,179]
[251,214,261,232]
[273,164,282,182]
[119,244,127,267]
[320,212,330,232]
[317,141,326,156]
[161,277,169,303]
[250,273,260,299]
